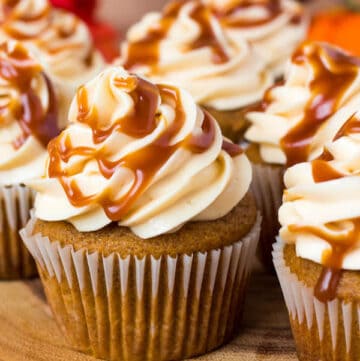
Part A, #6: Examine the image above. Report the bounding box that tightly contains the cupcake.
[20,67,261,361]
[274,110,360,361]
[245,41,360,270]
[0,40,61,279]
[0,0,104,128]
[118,0,302,142]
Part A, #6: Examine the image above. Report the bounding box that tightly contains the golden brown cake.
[118,0,306,143]
[273,111,360,361]
[21,67,260,361]
[246,42,360,271]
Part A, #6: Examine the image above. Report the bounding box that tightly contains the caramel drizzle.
[48,76,242,221]
[298,113,360,302]
[123,0,229,70]
[1,0,51,40]
[0,42,59,149]
[280,43,360,166]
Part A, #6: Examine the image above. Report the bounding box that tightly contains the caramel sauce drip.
[280,43,360,167]
[0,42,59,149]
[48,76,236,221]
[123,0,229,70]
[214,0,283,27]
[311,159,344,183]
[290,219,360,302]
[334,112,360,141]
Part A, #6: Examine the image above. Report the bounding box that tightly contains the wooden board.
[0,274,296,361]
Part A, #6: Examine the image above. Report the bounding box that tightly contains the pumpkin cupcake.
[0,0,104,128]
[245,41,360,270]
[21,67,261,361]
[274,110,360,361]
[118,0,304,142]
[0,40,61,279]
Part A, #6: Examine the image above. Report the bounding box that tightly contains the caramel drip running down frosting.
[280,42,360,166]
[288,113,360,302]
[48,74,242,222]
[122,0,229,70]
[0,41,59,149]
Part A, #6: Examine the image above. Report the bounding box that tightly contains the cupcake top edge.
[279,110,360,300]
[0,0,105,128]
[0,40,61,185]
[245,41,360,167]
[118,0,306,111]
[28,66,252,238]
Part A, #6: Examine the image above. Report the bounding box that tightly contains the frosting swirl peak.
[29,67,252,237]
[246,42,360,166]
[119,0,273,111]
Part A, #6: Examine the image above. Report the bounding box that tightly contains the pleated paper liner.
[251,163,284,271]
[273,240,360,361]
[0,184,37,279]
[20,214,261,361]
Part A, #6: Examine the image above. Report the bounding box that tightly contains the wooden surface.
[0,274,297,361]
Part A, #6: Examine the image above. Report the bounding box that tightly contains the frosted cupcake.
[274,110,360,361]
[0,41,61,278]
[21,67,261,361]
[0,0,104,128]
[119,0,279,142]
[245,41,360,270]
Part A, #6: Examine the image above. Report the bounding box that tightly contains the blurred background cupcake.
[274,110,360,360]
[0,0,105,128]
[118,0,306,142]
[0,41,61,279]
[245,41,360,270]
[21,67,261,361]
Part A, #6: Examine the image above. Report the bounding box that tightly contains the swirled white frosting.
[279,110,360,270]
[207,0,307,78]
[245,42,360,165]
[0,0,104,128]
[119,0,272,111]
[28,67,252,238]
[0,41,60,185]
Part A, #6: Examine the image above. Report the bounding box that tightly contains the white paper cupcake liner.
[0,184,37,278]
[21,214,261,361]
[251,163,284,271]
[273,239,360,360]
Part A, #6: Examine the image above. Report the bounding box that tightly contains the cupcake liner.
[251,163,284,271]
[0,184,37,279]
[20,213,261,361]
[273,240,360,361]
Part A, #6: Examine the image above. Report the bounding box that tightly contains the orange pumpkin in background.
[308,5,360,56]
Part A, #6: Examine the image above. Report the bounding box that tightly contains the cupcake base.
[273,240,360,361]
[0,184,37,279]
[21,213,261,361]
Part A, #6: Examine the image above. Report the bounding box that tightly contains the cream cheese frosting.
[207,0,307,78]
[0,0,104,128]
[245,42,360,166]
[0,40,60,185]
[28,67,252,238]
[279,110,360,270]
[119,0,273,111]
